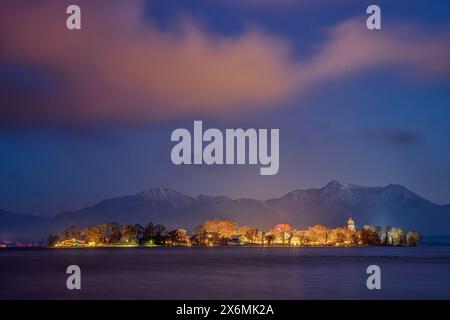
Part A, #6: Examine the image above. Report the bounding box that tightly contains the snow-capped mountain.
[278,180,423,205]
[1,181,450,241]
[135,187,198,208]
[51,180,450,236]
[266,180,446,233]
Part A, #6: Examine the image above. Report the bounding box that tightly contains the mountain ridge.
[1,181,450,241]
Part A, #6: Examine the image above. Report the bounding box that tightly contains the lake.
[1,246,449,299]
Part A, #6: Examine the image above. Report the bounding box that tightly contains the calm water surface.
[1,246,449,299]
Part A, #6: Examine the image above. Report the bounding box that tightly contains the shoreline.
[1,244,419,249]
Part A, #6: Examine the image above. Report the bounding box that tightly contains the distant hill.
[52,187,274,233]
[265,181,450,235]
[0,209,48,241]
[1,181,450,241]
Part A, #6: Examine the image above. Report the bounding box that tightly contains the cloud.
[222,0,301,5]
[0,1,449,127]
[220,0,332,6]
[361,128,422,146]
[301,20,450,82]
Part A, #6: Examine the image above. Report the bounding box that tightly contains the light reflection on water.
[0,246,449,299]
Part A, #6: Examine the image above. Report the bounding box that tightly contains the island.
[48,217,421,248]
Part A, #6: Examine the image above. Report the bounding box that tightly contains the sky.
[0,0,450,215]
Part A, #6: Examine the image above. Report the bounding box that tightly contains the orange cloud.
[0,1,448,126]
[224,0,300,5]
[301,19,450,83]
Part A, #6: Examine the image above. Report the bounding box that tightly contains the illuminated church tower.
[347,217,356,231]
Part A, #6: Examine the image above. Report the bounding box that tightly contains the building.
[347,217,356,231]
[54,238,88,247]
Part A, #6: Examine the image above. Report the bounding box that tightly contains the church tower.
[347,217,356,231]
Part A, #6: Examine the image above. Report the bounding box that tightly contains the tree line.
[48,219,421,247]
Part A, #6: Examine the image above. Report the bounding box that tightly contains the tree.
[48,234,60,246]
[121,224,137,244]
[177,228,189,244]
[293,229,306,245]
[97,223,109,244]
[305,225,330,244]
[63,225,83,240]
[192,225,209,245]
[144,222,155,241]
[264,232,276,246]
[98,222,122,244]
[246,228,260,243]
[349,230,359,245]
[135,224,145,244]
[379,225,391,245]
[361,225,381,245]
[142,222,167,244]
[258,230,265,245]
[167,230,178,246]
[109,222,123,243]
[274,224,294,245]
[202,219,238,239]
[333,227,350,244]
[167,228,189,245]
[388,227,405,246]
[96,222,123,244]
[247,227,260,244]
[406,231,421,247]
[83,226,102,244]
[153,224,167,244]
[238,226,250,242]
[238,226,259,244]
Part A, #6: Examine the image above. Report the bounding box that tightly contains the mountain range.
[1,180,450,241]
